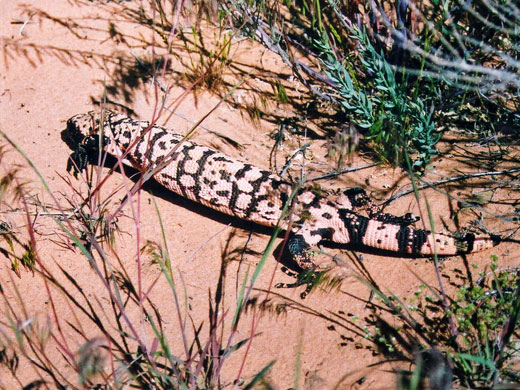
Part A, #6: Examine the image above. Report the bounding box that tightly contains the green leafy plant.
[315,26,440,170]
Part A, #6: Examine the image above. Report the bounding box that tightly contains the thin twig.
[384,168,520,205]
[305,162,379,182]
[188,224,231,262]
[225,4,339,102]
[280,142,311,178]
[167,109,243,149]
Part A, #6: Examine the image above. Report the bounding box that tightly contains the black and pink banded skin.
[66,111,498,269]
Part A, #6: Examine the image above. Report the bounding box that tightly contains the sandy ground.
[1,1,519,389]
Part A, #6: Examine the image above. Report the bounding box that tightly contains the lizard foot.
[274,234,325,299]
[275,267,320,299]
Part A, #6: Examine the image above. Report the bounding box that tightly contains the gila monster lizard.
[66,110,499,270]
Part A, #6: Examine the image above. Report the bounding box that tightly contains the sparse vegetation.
[221,0,520,171]
[362,258,520,389]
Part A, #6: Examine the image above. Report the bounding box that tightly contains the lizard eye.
[83,134,110,149]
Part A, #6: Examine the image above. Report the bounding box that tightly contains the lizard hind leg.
[339,188,420,226]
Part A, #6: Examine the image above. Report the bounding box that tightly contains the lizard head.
[67,110,117,139]
[65,110,117,175]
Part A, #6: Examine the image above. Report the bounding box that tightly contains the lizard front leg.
[67,134,111,176]
[276,226,336,298]
[286,226,333,270]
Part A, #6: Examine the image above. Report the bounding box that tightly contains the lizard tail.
[360,220,500,255]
